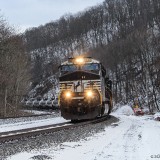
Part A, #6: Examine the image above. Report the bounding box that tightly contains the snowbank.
[154,112,160,121]
[114,105,134,116]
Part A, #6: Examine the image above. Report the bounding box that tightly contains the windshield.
[82,64,99,71]
[60,63,99,75]
[61,65,77,72]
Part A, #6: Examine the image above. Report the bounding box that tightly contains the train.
[58,56,113,121]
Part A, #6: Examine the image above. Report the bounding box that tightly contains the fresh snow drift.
[114,105,134,116]
[154,112,160,121]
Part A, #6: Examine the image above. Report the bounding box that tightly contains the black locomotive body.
[58,57,112,121]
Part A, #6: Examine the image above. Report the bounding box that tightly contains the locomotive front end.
[58,57,103,120]
[59,88,101,120]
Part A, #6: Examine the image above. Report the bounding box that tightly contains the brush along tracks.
[0,114,111,143]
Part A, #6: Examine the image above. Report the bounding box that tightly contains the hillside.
[23,0,160,112]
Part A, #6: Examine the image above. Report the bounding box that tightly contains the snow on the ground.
[6,106,160,160]
[114,105,134,115]
[22,109,52,115]
[0,116,68,133]
[154,112,160,121]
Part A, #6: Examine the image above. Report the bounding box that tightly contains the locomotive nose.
[60,89,101,106]
[59,89,102,120]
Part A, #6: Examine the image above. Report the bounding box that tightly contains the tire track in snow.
[94,116,144,160]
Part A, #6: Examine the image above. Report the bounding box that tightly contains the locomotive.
[58,57,112,121]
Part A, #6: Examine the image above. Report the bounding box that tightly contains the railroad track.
[0,113,52,120]
[0,114,111,143]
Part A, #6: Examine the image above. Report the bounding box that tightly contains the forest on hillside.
[0,0,160,117]
[24,0,160,111]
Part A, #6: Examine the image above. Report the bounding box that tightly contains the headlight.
[65,91,72,98]
[86,90,93,98]
[75,57,84,64]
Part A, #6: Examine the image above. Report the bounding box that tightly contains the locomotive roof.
[61,57,100,65]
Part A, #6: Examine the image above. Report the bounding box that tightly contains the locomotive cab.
[58,57,112,120]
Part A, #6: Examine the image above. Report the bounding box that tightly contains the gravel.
[0,116,118,160]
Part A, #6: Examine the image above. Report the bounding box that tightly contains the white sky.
[0,0,104,33]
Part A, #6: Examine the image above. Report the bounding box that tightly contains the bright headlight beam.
[86,90,93,97]
[65,92,71,98]
[75,58,84,64]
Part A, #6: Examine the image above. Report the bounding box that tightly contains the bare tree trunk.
[4,88,7,117]
[15,82,19,116]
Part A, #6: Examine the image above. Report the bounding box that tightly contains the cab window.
[61,65,77,74]
[82,64,99,71]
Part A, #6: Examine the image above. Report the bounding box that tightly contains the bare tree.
[0,16,30,117]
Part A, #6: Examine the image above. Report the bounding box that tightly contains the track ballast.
[0,114,111,143]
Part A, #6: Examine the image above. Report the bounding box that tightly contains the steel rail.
[0,114,110,143]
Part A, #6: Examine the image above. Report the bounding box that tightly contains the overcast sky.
[0,0,104,33]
